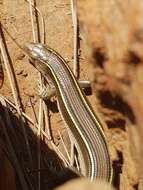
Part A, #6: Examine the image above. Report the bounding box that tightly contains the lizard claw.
[37,80,56,100]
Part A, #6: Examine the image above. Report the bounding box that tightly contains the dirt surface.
[0,0,143,190]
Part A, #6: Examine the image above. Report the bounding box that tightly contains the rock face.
[0,0,143,190]
[78,1,143,189]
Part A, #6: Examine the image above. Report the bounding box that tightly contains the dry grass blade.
[71,0,78,78]
[0,99,30,190]
[0,24,33,168]
[74,153,80,171]
[25,0,45,43]
[58,130,71,162]
[43,102,52,140]
[0,51,4,89]
[37,98,43,190]
[29,96,38,124]
[2,95,70,166]
[2,96,51,140]
[1,24,29,56]
[50,142,70,167]
[25,1,46,189]
[70,141,75,166]
[28,0,37,42]
[0,25,21,116]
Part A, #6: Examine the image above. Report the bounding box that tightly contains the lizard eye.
[36,43,43,48]
[31,51,39,59]
[33,46,41,54]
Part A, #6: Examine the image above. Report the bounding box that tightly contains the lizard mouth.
[24,42,35,55]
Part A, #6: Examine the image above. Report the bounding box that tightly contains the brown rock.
[55,178,115,190]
